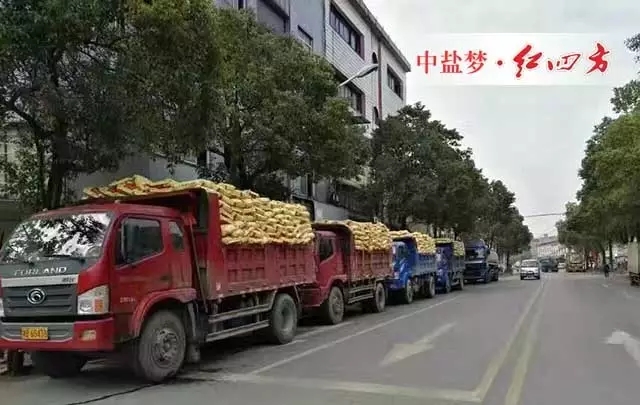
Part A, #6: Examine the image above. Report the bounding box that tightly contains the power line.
[523,212,566,218]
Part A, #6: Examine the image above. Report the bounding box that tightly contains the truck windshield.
[0,212,113,264]
[465,247,485,260]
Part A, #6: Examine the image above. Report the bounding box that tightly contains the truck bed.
[352,249,393,281]
[195,192,316,300]
[125,188,317,301]
[416,254,437,275]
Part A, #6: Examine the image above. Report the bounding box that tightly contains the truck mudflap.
[0,317,115,351]
[298,286,326,307]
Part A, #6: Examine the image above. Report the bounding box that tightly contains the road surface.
[4,272,640,405]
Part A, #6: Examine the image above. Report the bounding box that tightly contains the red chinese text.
[465,50,487,73]
[586,42,610,74]
[441,50,463,73]
[513,44,543,78]
[547,52,581,71]
[417,51,438,74]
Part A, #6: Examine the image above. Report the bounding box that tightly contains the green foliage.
[201,9,369,198]
[558,33,640,251]
[364,103,531,247]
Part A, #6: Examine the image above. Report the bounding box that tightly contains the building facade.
[0,0,411,233]
[530,234,567,258]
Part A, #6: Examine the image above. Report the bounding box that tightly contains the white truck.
[628,240,640,286]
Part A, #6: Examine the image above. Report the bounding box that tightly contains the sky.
[362,0,640,237]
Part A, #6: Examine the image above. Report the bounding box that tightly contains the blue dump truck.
[388,232,437,304]
[435,239,465,293]
[464,239,500,283]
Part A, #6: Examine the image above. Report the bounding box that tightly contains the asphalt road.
[4,271,640,405]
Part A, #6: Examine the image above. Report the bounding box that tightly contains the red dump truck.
[299,222,392,325]
[0,188,317,381]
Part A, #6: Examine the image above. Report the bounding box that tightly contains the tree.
[0,0,222,210]
[475,180,517,248]
[200,9,369,199]
[493,208,532,270]
[364,103,487,234]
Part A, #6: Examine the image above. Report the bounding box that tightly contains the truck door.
[111,217,172,340]
[316,234,345,287]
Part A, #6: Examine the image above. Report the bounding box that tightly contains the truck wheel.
[322,286,345,325]
[368,282,386,313]
[267,293,298,344]
[32,351,87,379]
[402,279,414,304]
[424,275,436,298]
[132,310,187,382]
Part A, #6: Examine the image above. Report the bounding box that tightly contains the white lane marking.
[195,372,480,403]
[380,322,456,367]
[248,297,459,375]
[296,321,353,339]
[606,330,640,369]
[602,283,610,288]
[472,280,545,400]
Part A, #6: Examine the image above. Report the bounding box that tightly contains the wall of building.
[325,0,377,132]
[381,42,407,118]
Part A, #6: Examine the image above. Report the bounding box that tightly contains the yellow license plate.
[21,327,49,340]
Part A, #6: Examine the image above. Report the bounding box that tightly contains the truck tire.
[267,293,298,344]
[321,286,345,325]
[131,310,187,382]
[424,275,436,298]
[402,279,414,304]
[367,282,386,313]
[32,351,87,379]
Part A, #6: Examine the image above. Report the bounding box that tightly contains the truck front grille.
[2,284,77,318]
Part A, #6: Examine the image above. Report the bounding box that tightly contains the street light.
[338,63,379,87]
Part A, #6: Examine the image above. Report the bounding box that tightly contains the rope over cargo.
[318,220,392,252]
[82,175,314,246]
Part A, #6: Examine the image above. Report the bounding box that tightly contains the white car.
[520,259,541,280]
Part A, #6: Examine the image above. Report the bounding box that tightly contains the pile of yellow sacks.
[413,232,437,255]
[389,230,436,255]
[453,241,465,257]
[435,238,465,256]
[319,220,391,252]
[83,175,314,246]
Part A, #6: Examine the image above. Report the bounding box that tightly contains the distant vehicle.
[558,262,566,270]
[538,257,557,273]
[520,259,541,280]
[463,239,500,283]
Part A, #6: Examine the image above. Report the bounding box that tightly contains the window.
[297,26,313,51]
[338,83,364,114]
[169,221,185,251]
[257,0,288,35]
[116,218,163,265]
[318,237,334,262]
[387,67,403,98]
[329,5,363,57]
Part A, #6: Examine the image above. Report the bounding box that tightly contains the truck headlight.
[77,285,109,315]
[0,297,4,317]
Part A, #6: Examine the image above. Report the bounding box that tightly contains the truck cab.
[0,203,196,377]
[299,223,390,325]
[464,240,499,283]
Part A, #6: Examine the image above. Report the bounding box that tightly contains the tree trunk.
[506,252,511,273]
[608,240,614,269]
